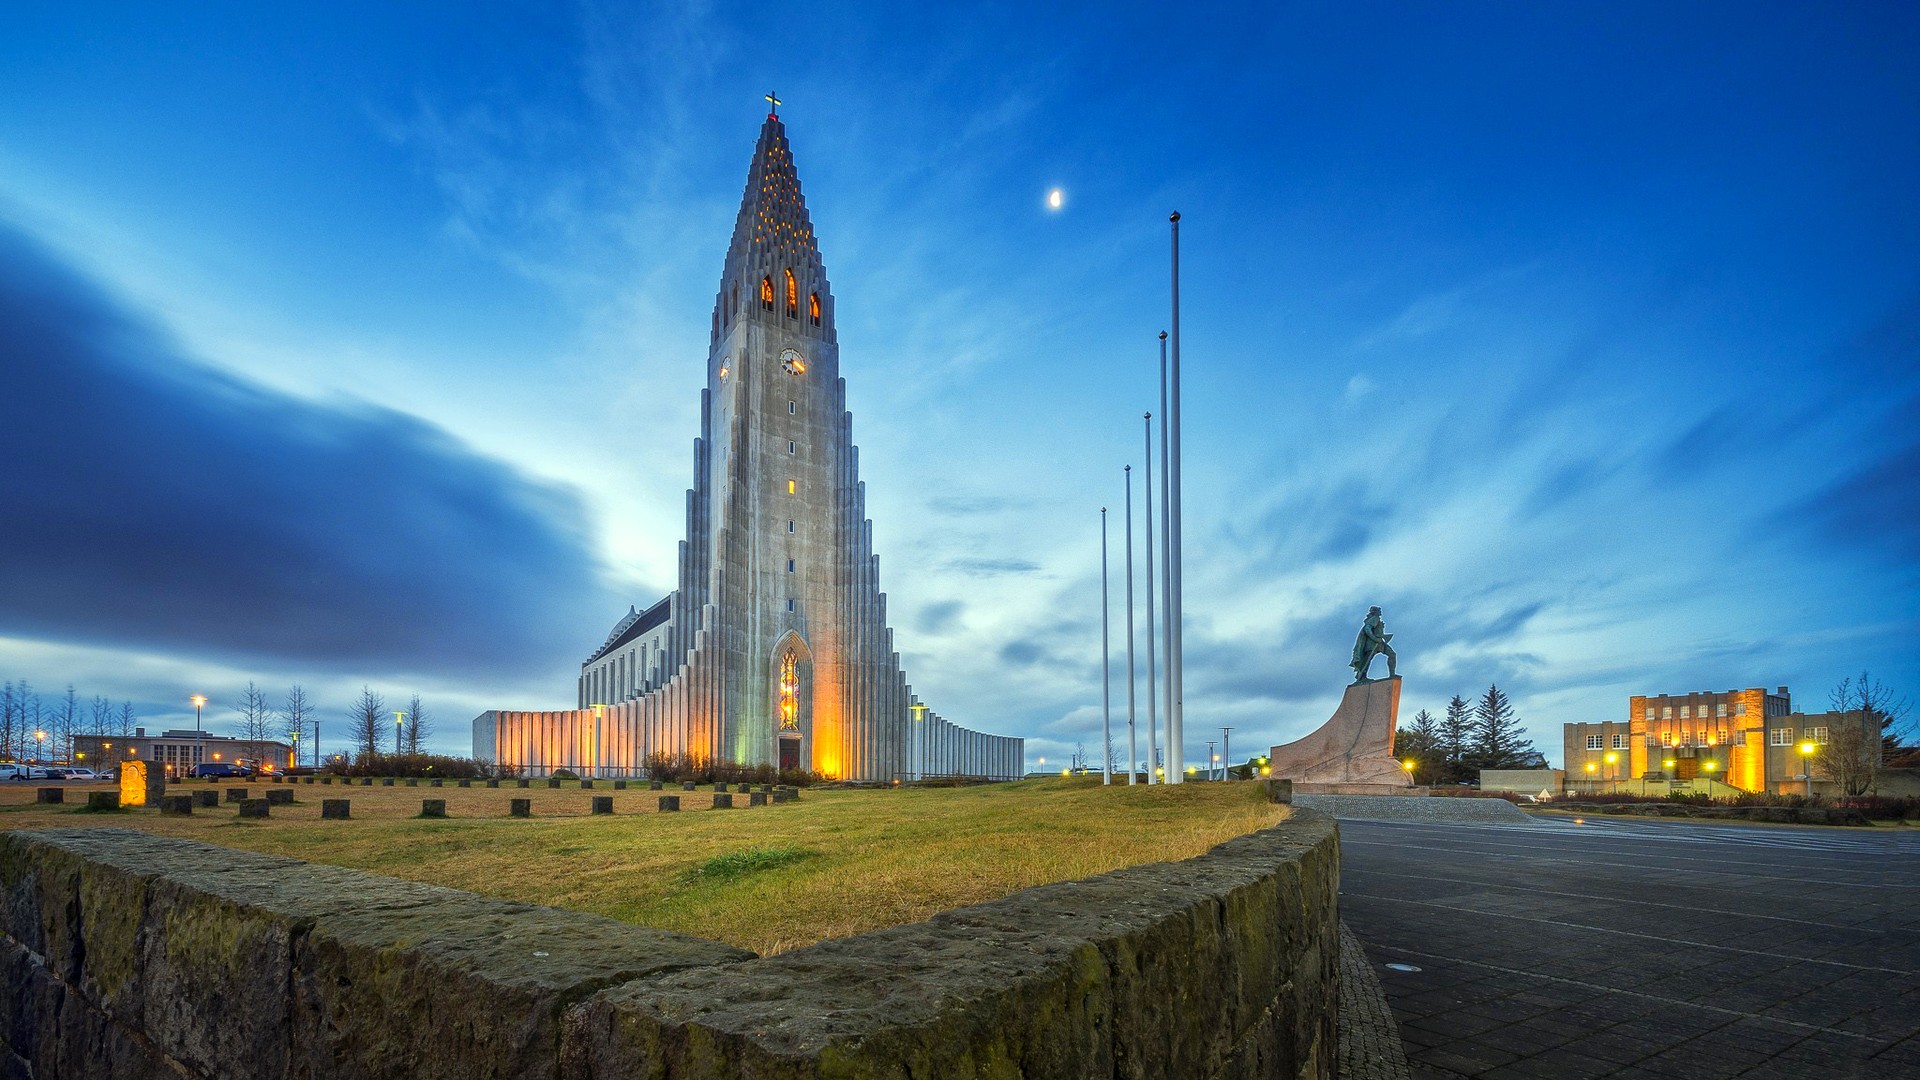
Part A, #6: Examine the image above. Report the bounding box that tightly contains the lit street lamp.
[190,695,207,777]
[34,729,46,766]
[1799,741,1817,797]
[1604,751,1619,792]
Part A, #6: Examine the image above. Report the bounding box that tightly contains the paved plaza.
[1339,814,1920,1080]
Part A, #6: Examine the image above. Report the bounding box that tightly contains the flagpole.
[1124,465,1138,785]
[1168,213,1185,784]
[1101,507,1113,786]
[1142,412,1159,783]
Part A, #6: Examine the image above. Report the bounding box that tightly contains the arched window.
[779,652,800,730]
[809,292,821,326]
[761,276,774,311]
[784,269,798,318]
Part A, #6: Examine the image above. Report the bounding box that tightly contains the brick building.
[71,729,294,778]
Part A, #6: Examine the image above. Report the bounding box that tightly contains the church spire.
[714,103,831,340]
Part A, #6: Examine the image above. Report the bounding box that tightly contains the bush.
[326,752,486,779]
[639,751,825,788]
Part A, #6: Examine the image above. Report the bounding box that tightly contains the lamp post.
[34,730,46,767]
[1204,739,1215,781]
[909,702,927,781]
[1799,742,1816,797]
[587,703,606,779]
[1220,726,1233,782]
[1584,760,1597,793]
[1401,758,1417,785]
[190,695,206,777]
[1604,751,1619,793]
[394,711,407,760]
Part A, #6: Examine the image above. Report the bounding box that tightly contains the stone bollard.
[649,780,663,791]
[35,787,63,804]
[360,777,373,786]
[749,791,767,807]
[486,779,500,788]
[430,779,443,787]
[580,779,594,789]
[715,782,729,793]
[237,799,270,819]
[272,776,284,783]
[681,781,697,792]
[779,786,801,801]
[509,799,531,818]
[265,789,294,806]
[1264,778,1293,805]
[759,784,774,794]
[420,799,447,818]
[225,788,250,804]
[321,776,333,784]
[321,799,350,819]
[547,778,562,789]
[160,795,193,815]
[613,780,628,790]
[406,778,419,787]
[382,778,395,786]
[458,779,471,788]
[772,790,792,804]
[658,795,680,812]
[303,776,314,784]
[86,791,121,812]
[712,793,734,809]
[517,779,531,788]
[194,790,220,808]
[591,796,613,815]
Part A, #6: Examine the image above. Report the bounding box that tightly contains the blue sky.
[2,1,1915,767]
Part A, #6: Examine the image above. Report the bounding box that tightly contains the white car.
[60,768,101,782]
[2,764,49,781]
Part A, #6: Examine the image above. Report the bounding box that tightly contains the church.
[472,104,1024,782]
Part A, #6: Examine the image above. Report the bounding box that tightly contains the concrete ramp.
[1296,794,1533,824]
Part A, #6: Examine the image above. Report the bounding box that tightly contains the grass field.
[0,776,1285,954]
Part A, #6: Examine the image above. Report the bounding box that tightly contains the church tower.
[475,104,1023,783]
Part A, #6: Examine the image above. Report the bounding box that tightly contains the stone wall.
[0,810,1338,1079]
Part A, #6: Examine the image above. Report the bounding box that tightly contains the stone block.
[591,797,613,815]
[485,779,500,788]
[458,779,471,788]
[429,779,442,787]
[321,800,350,820]
[35,788,62,804]
[772,791,792,804]
[547,778,561,789]
[302,776,314,784]
[711,793,734,809]
[360,777,373,786]
[509,799,531,818]
[1265,778,1294,804]
[715,782,730,792]
[194,790,220,808]
[272,776,284,783]
[237,799,270,819]
[749,791,767,807]
[160,796,193,816]
[85,792,120,812]
[658,796,680,812]
[224,788,249,804]
[382,778,394,786]
[681,781,697,792]
[649,781,663,790]
[406,778,418,787]
[420,800,447,819]
[265,790,293,806]
[517,779,531,788]
[613,780,628,790]
[579,779,594,789]
[321,777,333,784]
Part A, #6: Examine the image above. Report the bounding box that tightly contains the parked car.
[59,768,101,782]
[189,762,251,779]
[2,764,49,781]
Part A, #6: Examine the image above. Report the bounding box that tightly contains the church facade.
[472,109,1024,781]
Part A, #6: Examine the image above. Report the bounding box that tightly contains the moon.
[1047,188,1064,210]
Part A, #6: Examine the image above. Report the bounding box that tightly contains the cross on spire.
[765,90,781,117]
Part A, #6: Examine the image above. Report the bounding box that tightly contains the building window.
[788,520,795,533]
[809,292,820,325]
[787,559,795,573]
[788,440,796,453]
[1663,731,1676,747]
[1644,709,1656,721]
[1680,706,1691,719]
[789,400,796,414]
[1803,726,1827,743]
[1715,704,1728,717]
[786,598,795,612]
[1735,703,1747,715]
[1586,735,1603,750]
[1611,734,1628,750]
[1770,728,1792,746]
[1662,707,1673,719]
[761,276,774,311]
[787,479,797,494]
[785,269,798,317]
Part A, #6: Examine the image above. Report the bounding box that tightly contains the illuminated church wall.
[474,108,1022,782]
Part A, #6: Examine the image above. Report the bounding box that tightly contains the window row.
[758,270,822,325]
[1645,703,1744,720]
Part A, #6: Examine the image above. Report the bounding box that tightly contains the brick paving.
[1342,921,1415,1080]
[1337,815,1920,1079]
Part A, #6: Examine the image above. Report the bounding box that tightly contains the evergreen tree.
[1441,695,1472,763]
[1468,684,1538,770]
[1395,708,1443,784]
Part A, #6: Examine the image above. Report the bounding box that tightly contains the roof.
[585,595,673,666]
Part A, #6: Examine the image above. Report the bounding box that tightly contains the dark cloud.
[0,222,617,679]
[1796,416,1920,564]
[917,599,965,634]
[945,556,1041,576]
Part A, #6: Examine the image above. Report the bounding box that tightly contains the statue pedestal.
[1268,677,1413,788]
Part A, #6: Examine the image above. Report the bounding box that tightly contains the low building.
[71,730,295,778]
[1563,686,1877,795]
[1480,769,1565,796]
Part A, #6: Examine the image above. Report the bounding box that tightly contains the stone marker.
[649,780,663,791]
[517,779,530,788]
[458,779,471,788]
[160,795,193,815]
[591,796,613,815]
[225,787,250,804]
[406,778,419,787]
[1265,778,1294,804]
[194,790,220,808]
[772,790,792,804]
[485,779,499,788]
[658,795,680,812]
[715,782,730,792]
[547,778,562,789]
[272,775,284,783]
[509,799,531,818]
[420,799,447,818]
[382,777,394,786]
[681,781,697,792]
[303,776,314,784]
[86,791,121,812]
[580,779,594,789]
[360,777,373,786]
[264,789,293,806]
[712,793,734,809]
[35,787,62,804]
[321,798,350,819]
[613,780,628,790]
[759,784,774,794]
[430,778,443,787]
[321,776,333,784]
[748,791,767,807]
[237,799,270,819]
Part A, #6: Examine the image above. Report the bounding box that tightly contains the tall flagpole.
[1100,507,1113,786]
[1124,465,1139,786]
[1158,330,1172,784]
[1142,412,1159,783]
[1168,213,1185,784]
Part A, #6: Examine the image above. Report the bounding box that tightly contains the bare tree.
[403,693,431,756]
[89,695,113,734]
[117,701,136,738]
[1830,671,1913,763]
[1814,718,1879,796]
[282,685,314,768]
[55,685,80,764]
[347,686,386,759]
[1,681,17,762]
[234,681,276,769]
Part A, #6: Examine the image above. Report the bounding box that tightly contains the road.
[1338,814,1920,1080]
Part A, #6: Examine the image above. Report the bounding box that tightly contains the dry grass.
[0,775,1284,954]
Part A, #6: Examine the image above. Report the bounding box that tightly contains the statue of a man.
[1350,606,1396,683]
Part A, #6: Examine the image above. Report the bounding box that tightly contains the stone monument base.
[1291,782,1430,796]
[1269,676,1413,788]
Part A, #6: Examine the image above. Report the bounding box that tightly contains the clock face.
[716,363,730,381]
[780,348,807,375]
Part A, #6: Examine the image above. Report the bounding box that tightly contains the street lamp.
[1401,758,1417,785]
[1604,751,1619,793]
[190,695,207,777]
[1799,741,1816,797]
[34,729,46,766]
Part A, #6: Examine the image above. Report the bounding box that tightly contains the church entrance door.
[778,734,801,772]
